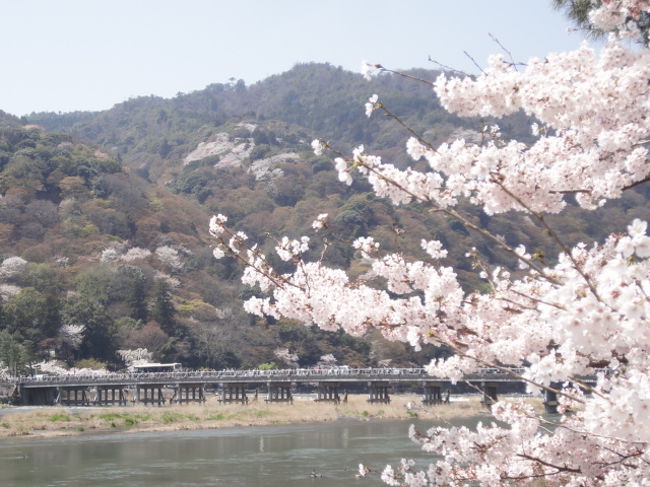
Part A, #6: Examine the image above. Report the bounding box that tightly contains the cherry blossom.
[365,94,379,117]
[0,256,27,280]
[34,360,109,377]
[117,348,153,370]
[273,347,299,368]
[311,139,325,156]
[121,247,152,262]
[155,246,183,270]
[311,213,328,231]
[210,4,650,485]
[59,324,85,350]
[0,362,9,382]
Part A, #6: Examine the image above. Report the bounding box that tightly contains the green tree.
[0,330,30,375]
[2,287,58,346]
[151,279,176,335]
[62,295,117,364]
[118,265,149,322]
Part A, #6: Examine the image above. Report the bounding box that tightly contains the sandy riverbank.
[0,394,543,440]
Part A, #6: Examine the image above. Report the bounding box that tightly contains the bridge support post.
[176,384,206,404]
[95,386,128,406]
[136,385,165,406]
[220,383,248,404]
[368,382,391,404]
[480,382,498,407]
[316,383,341,403]
[422,384,446,405]
[59,387,90,406]
[266,382,293,403]
[544,382,561,414]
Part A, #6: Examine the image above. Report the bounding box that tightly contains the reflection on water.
[0,417,483,487]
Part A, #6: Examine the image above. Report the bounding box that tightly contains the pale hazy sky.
[1,1,589,116]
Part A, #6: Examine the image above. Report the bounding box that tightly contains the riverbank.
[0,394,542,440]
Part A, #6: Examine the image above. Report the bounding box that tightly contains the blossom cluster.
[117,348,153,371]
[311,213,328,231]
[275,236,310,262]
[33,360,109,377]
[589,0,650,40]
[348,37,650,215]
[0,256,27,281]
[273,347,299,368]
[99,244,152,263]
[155,246,183,270]
[58,324,85,349]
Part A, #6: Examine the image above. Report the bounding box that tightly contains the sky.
[1,1,591,117]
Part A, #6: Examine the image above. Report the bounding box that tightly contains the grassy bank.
[0,395,542,440]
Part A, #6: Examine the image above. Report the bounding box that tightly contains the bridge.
[2,367,543,409]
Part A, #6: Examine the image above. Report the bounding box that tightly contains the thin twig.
[488,33,524,71]
[491,178,601,302]
[377,104,436,150]
[463,51,485,74]
[374,64,436,86]
[427,56,470,76]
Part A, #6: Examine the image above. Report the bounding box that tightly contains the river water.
[0,417,484,487]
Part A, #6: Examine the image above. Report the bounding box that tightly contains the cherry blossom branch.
[442,206,559,283]
[463,50,485,74]
[367,63,436,86]
[491,177,602,301]
[375,104,437,151]
[427,56,471,76]
[444,345,586,405]
[622,174,650,192]
[212,226,301,291]
[320,139,561,284]
[537,416,650,446]
[509,288,566,311]
[488,33,523,70]
[516,453,582,474]
[361,101,565,283]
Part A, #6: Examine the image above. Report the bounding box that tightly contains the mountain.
[0,63,646,373]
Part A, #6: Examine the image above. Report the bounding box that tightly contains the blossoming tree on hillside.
[210,2,650,485]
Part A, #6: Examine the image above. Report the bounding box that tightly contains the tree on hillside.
[210,2,650,486]
[62,295,117,365]
[151,279,176,336]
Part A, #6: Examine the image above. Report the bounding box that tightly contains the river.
[0,417,484,486]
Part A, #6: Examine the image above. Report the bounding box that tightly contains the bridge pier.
[136,385,166,406]
[480,382,499,407]
[544,382,561,414]
[368,382,390,404]
[219,383,248,404]
[422,384,449,405]
[95,386,128,406]
[172,383,206,404]
[60,387,90,406]
[266,382,292,403]
[315,383,341,403]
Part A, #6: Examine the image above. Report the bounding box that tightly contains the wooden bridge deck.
[11,367,526,388]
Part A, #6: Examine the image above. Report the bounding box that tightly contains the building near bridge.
[132,363,182,373]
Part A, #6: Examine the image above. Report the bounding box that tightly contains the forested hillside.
[0,63,646,373]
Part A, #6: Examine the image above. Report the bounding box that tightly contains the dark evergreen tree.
[0,329,29,375]
[151,279,176,336]
[62,295,118,365]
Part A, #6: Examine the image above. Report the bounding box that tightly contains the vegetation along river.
[0,417,484,486]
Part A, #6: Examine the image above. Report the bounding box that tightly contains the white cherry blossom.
[209,4,650,485]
